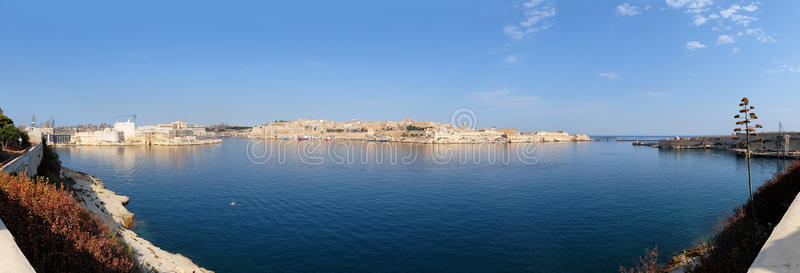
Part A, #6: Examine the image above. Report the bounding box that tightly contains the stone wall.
[0,143,43,177]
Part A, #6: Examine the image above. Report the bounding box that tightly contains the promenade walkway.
[0,218,36,273]
[749,193,800,273]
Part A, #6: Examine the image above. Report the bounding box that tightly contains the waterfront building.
[73,132,97,144]
[25,127,54,144]
[113,121,136,140]
[47,134,71,144]
[96,129,124,143]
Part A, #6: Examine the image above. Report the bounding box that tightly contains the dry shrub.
[620,246,661,273]
[0,172,135,273]
[690,161,800,273]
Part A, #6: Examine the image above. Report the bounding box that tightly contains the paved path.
[0,217,36,273]
[749,193,800,273]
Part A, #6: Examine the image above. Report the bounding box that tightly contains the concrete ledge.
[748,193,800,273]
[0,218,36,273]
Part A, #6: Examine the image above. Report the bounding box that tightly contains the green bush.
[37,142,62,184]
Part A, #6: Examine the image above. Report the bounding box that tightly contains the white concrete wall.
[749,193,800,273]
[0,218,36,273]
[0,143,42,272]
[0,143,43,177]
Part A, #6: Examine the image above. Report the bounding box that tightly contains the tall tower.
[31,114,36,127]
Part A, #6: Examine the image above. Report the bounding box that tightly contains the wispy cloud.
[766,64,800,74]
[616,3,642,16]
[504,0,556,41]
[597,72,620,80]
[471,89,539,107]
[741,28,776,43]
[717,34,735,45]
[692,13,718,26]
[665,0,713,13]
[719,4,758,26]
[503,55,520,63]
[662,1,774,47]
[685,41,706,50]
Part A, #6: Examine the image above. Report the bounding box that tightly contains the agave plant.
[734,97,763,221]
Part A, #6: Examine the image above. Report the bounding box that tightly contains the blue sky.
[1,0,798,135]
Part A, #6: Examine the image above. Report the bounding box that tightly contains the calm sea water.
[54,138,796,272]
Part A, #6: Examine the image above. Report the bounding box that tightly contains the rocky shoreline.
[61,168,212,273]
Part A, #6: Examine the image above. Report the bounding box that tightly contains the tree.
[0,114,30,151]
[733,97,763,220]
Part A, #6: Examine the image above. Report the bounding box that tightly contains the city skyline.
[2,0,799,135]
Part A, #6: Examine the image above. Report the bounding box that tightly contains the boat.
[297,137,308,141]
[325,138,331,141]
[282,137,290,141]
[367,139,376,142]
[377,139,389,142]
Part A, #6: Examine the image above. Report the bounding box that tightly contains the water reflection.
[244,139,563,167]
[56,144,216,174]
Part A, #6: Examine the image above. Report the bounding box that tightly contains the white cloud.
[503,55,520,63]
[665,0,713,13]
[661,1,770,46]
[471,89,540,107]
[731,47,740,53]
[597,72,620,79]
[766,64,800,74]
[685,41,706,50]
[616,3,642,16]
[744,28,776,43]
[741,4,758,12]
[717,35,735,45]
[720,4,758,26]
[693,15,708,25]
[504,0,556,41]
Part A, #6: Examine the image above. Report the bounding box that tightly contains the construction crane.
[114,114,138,124]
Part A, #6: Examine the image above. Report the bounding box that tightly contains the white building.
[96,129,123,143]
[25,127,54,143]
[114,120,136,140]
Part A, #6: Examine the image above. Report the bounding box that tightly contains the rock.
[62,168,212,273]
